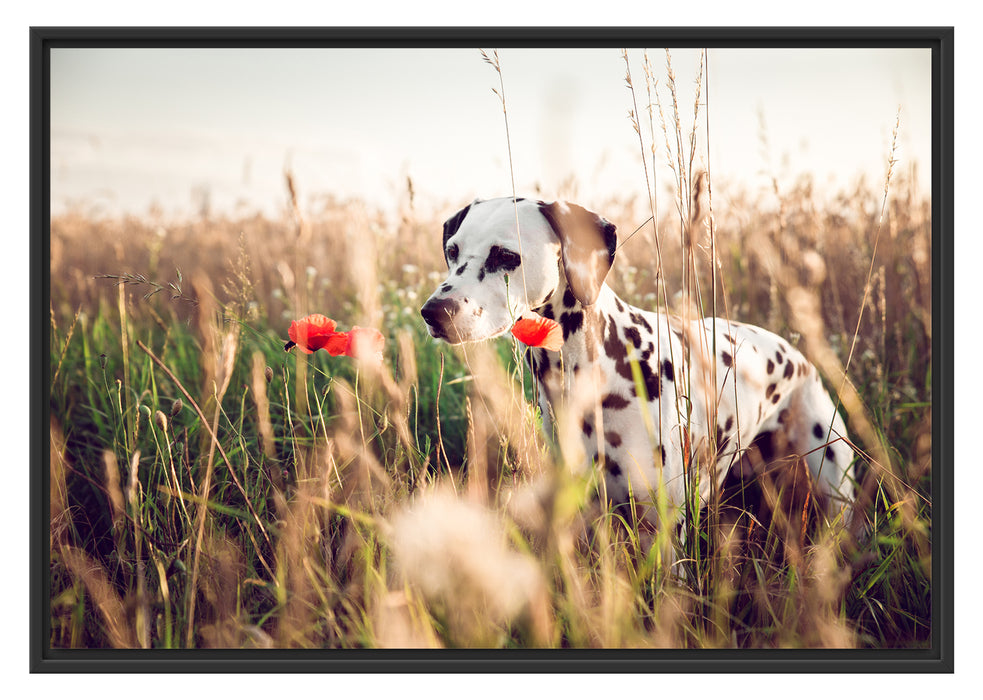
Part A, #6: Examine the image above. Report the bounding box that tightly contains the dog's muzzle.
[420,296,464,343]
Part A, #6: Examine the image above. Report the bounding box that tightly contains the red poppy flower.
[323,331,351,357]
[511,313,563,351]
[285,315,385,365]
[286,314,338,353]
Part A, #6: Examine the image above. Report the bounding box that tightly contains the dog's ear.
[538,201,617,306]
[441,199,480,265]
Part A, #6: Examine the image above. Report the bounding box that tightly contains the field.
[46,57,933,652]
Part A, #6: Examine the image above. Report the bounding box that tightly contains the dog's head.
[420,197,617,344]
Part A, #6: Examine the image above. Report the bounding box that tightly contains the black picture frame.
[31,26,954,673]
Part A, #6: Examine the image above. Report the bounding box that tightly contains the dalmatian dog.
[420,196,855,534]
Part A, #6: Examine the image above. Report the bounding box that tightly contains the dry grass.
[46,52,932,651]
[47,163,931,649]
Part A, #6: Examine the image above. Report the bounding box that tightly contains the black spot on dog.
[660,445,667,465]
[826,447,836,462]
[766,359,775,375]
[722,351,733,367]
[718,431,732,453]
[783,362,795,380]
[541,302,555,320]
[625,326,643,349]
[771,393,781,404]
[813,423,824,439]
[601,317,661,400]
[754,431,776,462]
[607,459,622,477]
[559,310,584,339]
[630,311,653,334]
[724,415,733,432]
[606,431,623,448]
[776,350,784,365]
[614,297,625,313]
[563,288,577,309]
[643,363,661,400]
[527,348,550,381]
[602,393,631,410]
[765,383,776,399]
[603,321,632,379]
[582,418,594,437]
[455,262,468,276]
[662,359,675,383]
[724,333,736,345]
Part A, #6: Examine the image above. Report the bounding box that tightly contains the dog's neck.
[533,276,623,368]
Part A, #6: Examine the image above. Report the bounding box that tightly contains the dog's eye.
[446,244,459,263]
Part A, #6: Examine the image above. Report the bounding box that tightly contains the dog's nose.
[420,297,461,329]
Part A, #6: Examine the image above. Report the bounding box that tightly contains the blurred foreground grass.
[48,172,932,649]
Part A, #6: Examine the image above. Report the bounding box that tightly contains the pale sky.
[49,47,932,218]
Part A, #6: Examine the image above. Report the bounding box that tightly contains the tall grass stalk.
[480,49,530,307]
